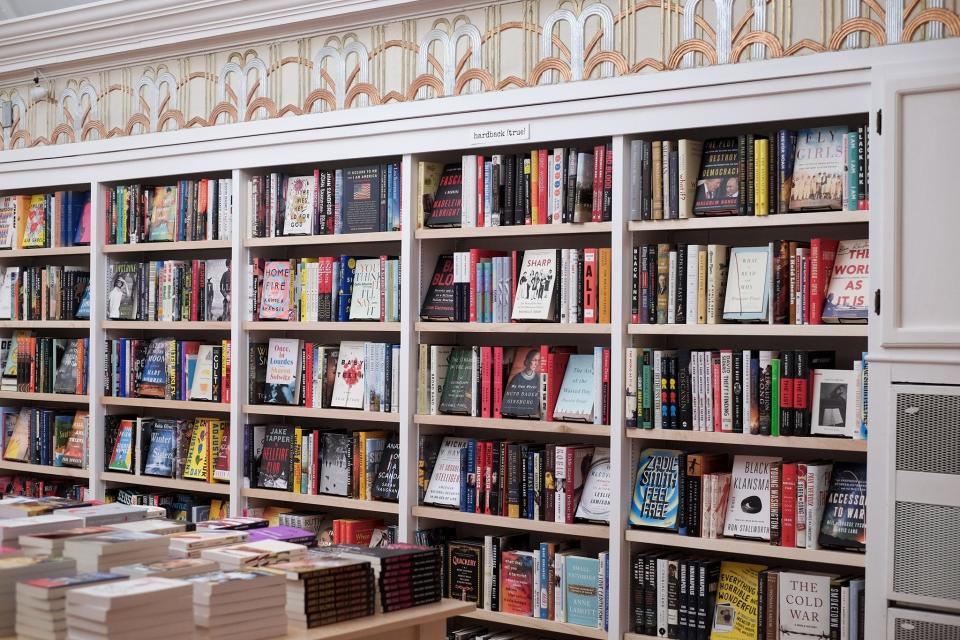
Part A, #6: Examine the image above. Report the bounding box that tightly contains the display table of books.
[285,599,475,640]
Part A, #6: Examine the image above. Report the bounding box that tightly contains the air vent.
[896,391,960,475]
[894,502,960,605]
[890,607,960,640]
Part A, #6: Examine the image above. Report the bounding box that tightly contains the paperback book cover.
[420,254,455,321]
[148,185,178,241]
[189,344,215,401]
[438,347,474,415]
[53,340,80,394]
[108,420,134,472]
[137,338,168,398]
[789,127,846,211]
[282,175,316,236]
[61,411,87,468]
[107,262,141,320]
[371,433,400,502]
[512,249,558,321]
[723,455,781,541]
[564,555,600,628]
[423,436,470,507]
[330,341,365,409]
[500,550,535,617]
[204,259,230,322]
[319,431,353,496]
[258,260,293,321]
[182,419,213,480]
[257,425,294,490]
[2,408,30,462]
[22,194,46,248]
[264,338,301,406]
[575,447,611,523]
[142,425,176,477]
[818,461,866,551]
[500,346,541,419]
[710,561,767,640]
[723,246,771,322]
[552,353,594,422]
[348,258,381,320]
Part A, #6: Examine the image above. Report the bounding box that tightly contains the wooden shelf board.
[412,506,609,539]
[624,529,866,567]
[243,404,400,423]
[624,633,659,640]
[416,322,611,335]
[627,210,869,232]
[100,471,230,495]
[242,488,400,513]
[0,391,88,404]
[628,323,867,337]
[245,232,401,248]
[103,240,231,253]
[245,321,401,332]
[0,460,89,478]
[0,320,89,329]
[415,414,609,437]
[416,222,611,240]
[457,609,607,639]
[0,246,90,259]
[103,321,230,330]
[102,397,230,413]
[625,429,867,452]
[285,599,475,640]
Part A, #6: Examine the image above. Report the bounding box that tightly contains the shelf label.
[469,123,530,145]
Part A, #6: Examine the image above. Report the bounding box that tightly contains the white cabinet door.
[875,65,960,348]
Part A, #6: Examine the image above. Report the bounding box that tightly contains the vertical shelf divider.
[399,153,419,541]
[230,169,249,516]
[88,181,106,499]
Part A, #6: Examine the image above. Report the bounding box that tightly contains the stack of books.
[111,557,219,578]
[0,514,83,547]
[322,544,442,613]
[57,503,164,526]
[201,539,308,569]
[269,555,376,628]
[0,555,77,634]
[188,570,288,640]
[15,573,126,640]
[65,577,195,638]
[106,518,191,535]
[0,495,88,518]
[18,527,112,556]
[246,525,316,546]
[62,531,170,572]
[168,529,250,558]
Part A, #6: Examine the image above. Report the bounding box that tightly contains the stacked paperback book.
[0,555,77,634]
[63,530,170,572]
[65,577,195,639]
[201,539,308,569]
[320,544,442,613]
[168,529,250,558]
[15,572,125,640]
[188,569,287,640]
[269,555,376,628]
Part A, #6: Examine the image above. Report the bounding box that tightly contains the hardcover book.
[148,185,178,241]
[710,561,766,640]
[629,448,682,530]
[722,246,771,322]
[330,341,365,409]
[53,340,80,394]
[564,555,600,628]
[264,338,301,406]
[423,436,470,507]
[0,196,15,249]
[348,258,381,320]
[204,259,230,322]
[789,127,847,211]
[137,339,168,398]
[257,425,294,490]
[500,346,541,419]
[420,254,455,321]
[258,260,293,321]
[818,462,866,551]
[810,369,858,437]
[22,194,46,248]
[2,408,30,462]
[500,550,535,617]
[552,353,594,422]
[447,539,483,603]
[370,433,400,501]
[575,447,611,523]
[821,239,869,323]
[108,420,134,472]
[183,419,215,480]
[425,164,463,228]
[724,455,781,541]
[282,175,316,236]
[142,425,176,477]
[341,165,382,233]
[694,138,739,216]
[319,431,353,496]
[438,347,474,415]
[61,411,88,468]
[107,262,141,320]
[248,342,268,404]
[778,571,836,640]
[512,249,558,321]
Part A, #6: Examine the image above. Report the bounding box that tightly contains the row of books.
[105,179,233,245]
[104,338,230,402]
[625,348,868,439]
[112,488,226,522]
[420,247,611,324]
[105,416,229,483]
[2,334,88,395]
[106,259,230,322]
[421,436,609,524]
[0,265,90,321]
[250,339,398,412]
[445,534,610,629]
[631,238,869,325]
[632,557,865,640]
[0,476,87,501]
[250,163,402,238]
[417,345,611,424]
[0,191,91,250]
[631,126,869,221]
[422,145,613,228]
[2,408,88,468]
[247,424,399,501]
[249,255,400,323]
[630,450,866,552]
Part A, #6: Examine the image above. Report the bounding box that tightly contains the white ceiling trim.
[0,0,487,83]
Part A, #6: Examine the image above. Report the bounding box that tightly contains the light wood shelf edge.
[245,321,401,332]
[416,322,612,334]
[244,232,401,247]
[0,460,89,478]
[242,404,400,423]
[412,506,609,539]
[628,323,867,337]
[102,397,230,413]
[627,210,869,231]
[103,321,230,330]
[415,414,610,437]
[242,488,400,514]
[0,320,89,329]
[0,246,90,259]
[285,600,475,640]
[458,608,607,639]
[0,391,89,403]
[624,429,867,452]
[100,471,230,495]
[103,240,232,253]
[624,529,866,567]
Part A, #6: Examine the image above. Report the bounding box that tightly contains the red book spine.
[807,238,839,325]
[603,143,613,222]
[484,441,493,514]
[538,150,548,224]
[481,346,492,418]
[191,261,200,321]
[475,441,485,513]
[592,144,604,221]
[564,448,576,524]
[781,463,797,548]
[543,352,556,422]
[469,250,481,322]
[510,251,520,323]
[477,155,485,228]
[500,441,509,516]
[712,355,722,432]
[582,248,598,323]
[313,168,321,234]
[602,347,611,425]
[304,343,314,408]
[312,429,320,494]
[493,346,504,418]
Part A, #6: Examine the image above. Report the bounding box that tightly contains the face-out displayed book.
[724,454,780,541]
[282,174,316,236]
[424,163,463,227]
[574,447,611,523]
[629,448,682,530]
[821,238,869,323]
[423,436,471,507]
[512,248,559,321]
[789,126,847,211]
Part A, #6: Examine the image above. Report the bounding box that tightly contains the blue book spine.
[336,256,355,321]
[118,340,126,398]
[30,411,38,464]
[459,446,469,512]
[539,543,548,619]
[847,131,859,211]
[391,163,401,231]
[486,262,493,322]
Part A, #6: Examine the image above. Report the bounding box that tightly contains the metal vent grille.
[894,502,960,603]
[896,392,960,475]
[893,616,960,640]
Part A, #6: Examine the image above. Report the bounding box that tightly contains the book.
[61,411,88,468]
[264,338,301,405]
[552,354,594,422]
[190,344,215,401]
[319,431,353,496]
[142,424,176,477]
[420,255,455,321]
[575,447,610,523]
[370,433,400,501]
[778,571,836,640]
[257,425,294,490]
[694,138,739,216]
[821,239,869,323]
[0,197,15,249]
[258,260,293,320]
[148,186,179,241]
[447,539,483,603]
[2,407,30,462]
[500,347,541,418]
[183,418,215,480]
[565,555,600,628]
[21,195,47,248]
[107,420,134,472]
[418,161,445,227]
[724,455,781,541]
[810,369,858,437]
[500,550,535,616]
[107,262,141,320]
[423,436,470,507]
[204,258,230,322]
[330,341,365,409]
[710,561,766,640]
[722,246,771,321]
[512,249,558,321]
[818,462,866,551]
[425,164,463,227]
[282,175,316,235]
[349,258,381,320]
[340,165,382,234]
[629,448,682,530]
[790,127,846,211]
[438,347,474,415]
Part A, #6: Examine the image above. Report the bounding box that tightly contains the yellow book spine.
[697,248,707,324]
[357,432,367,501]
[293,427,302,494]
[755,138,769,216]
[598,247,612,323]
[530,150,539,224]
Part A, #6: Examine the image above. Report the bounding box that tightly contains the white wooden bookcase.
[0,37,958,640]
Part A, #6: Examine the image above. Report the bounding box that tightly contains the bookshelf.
[5,43,941,639]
